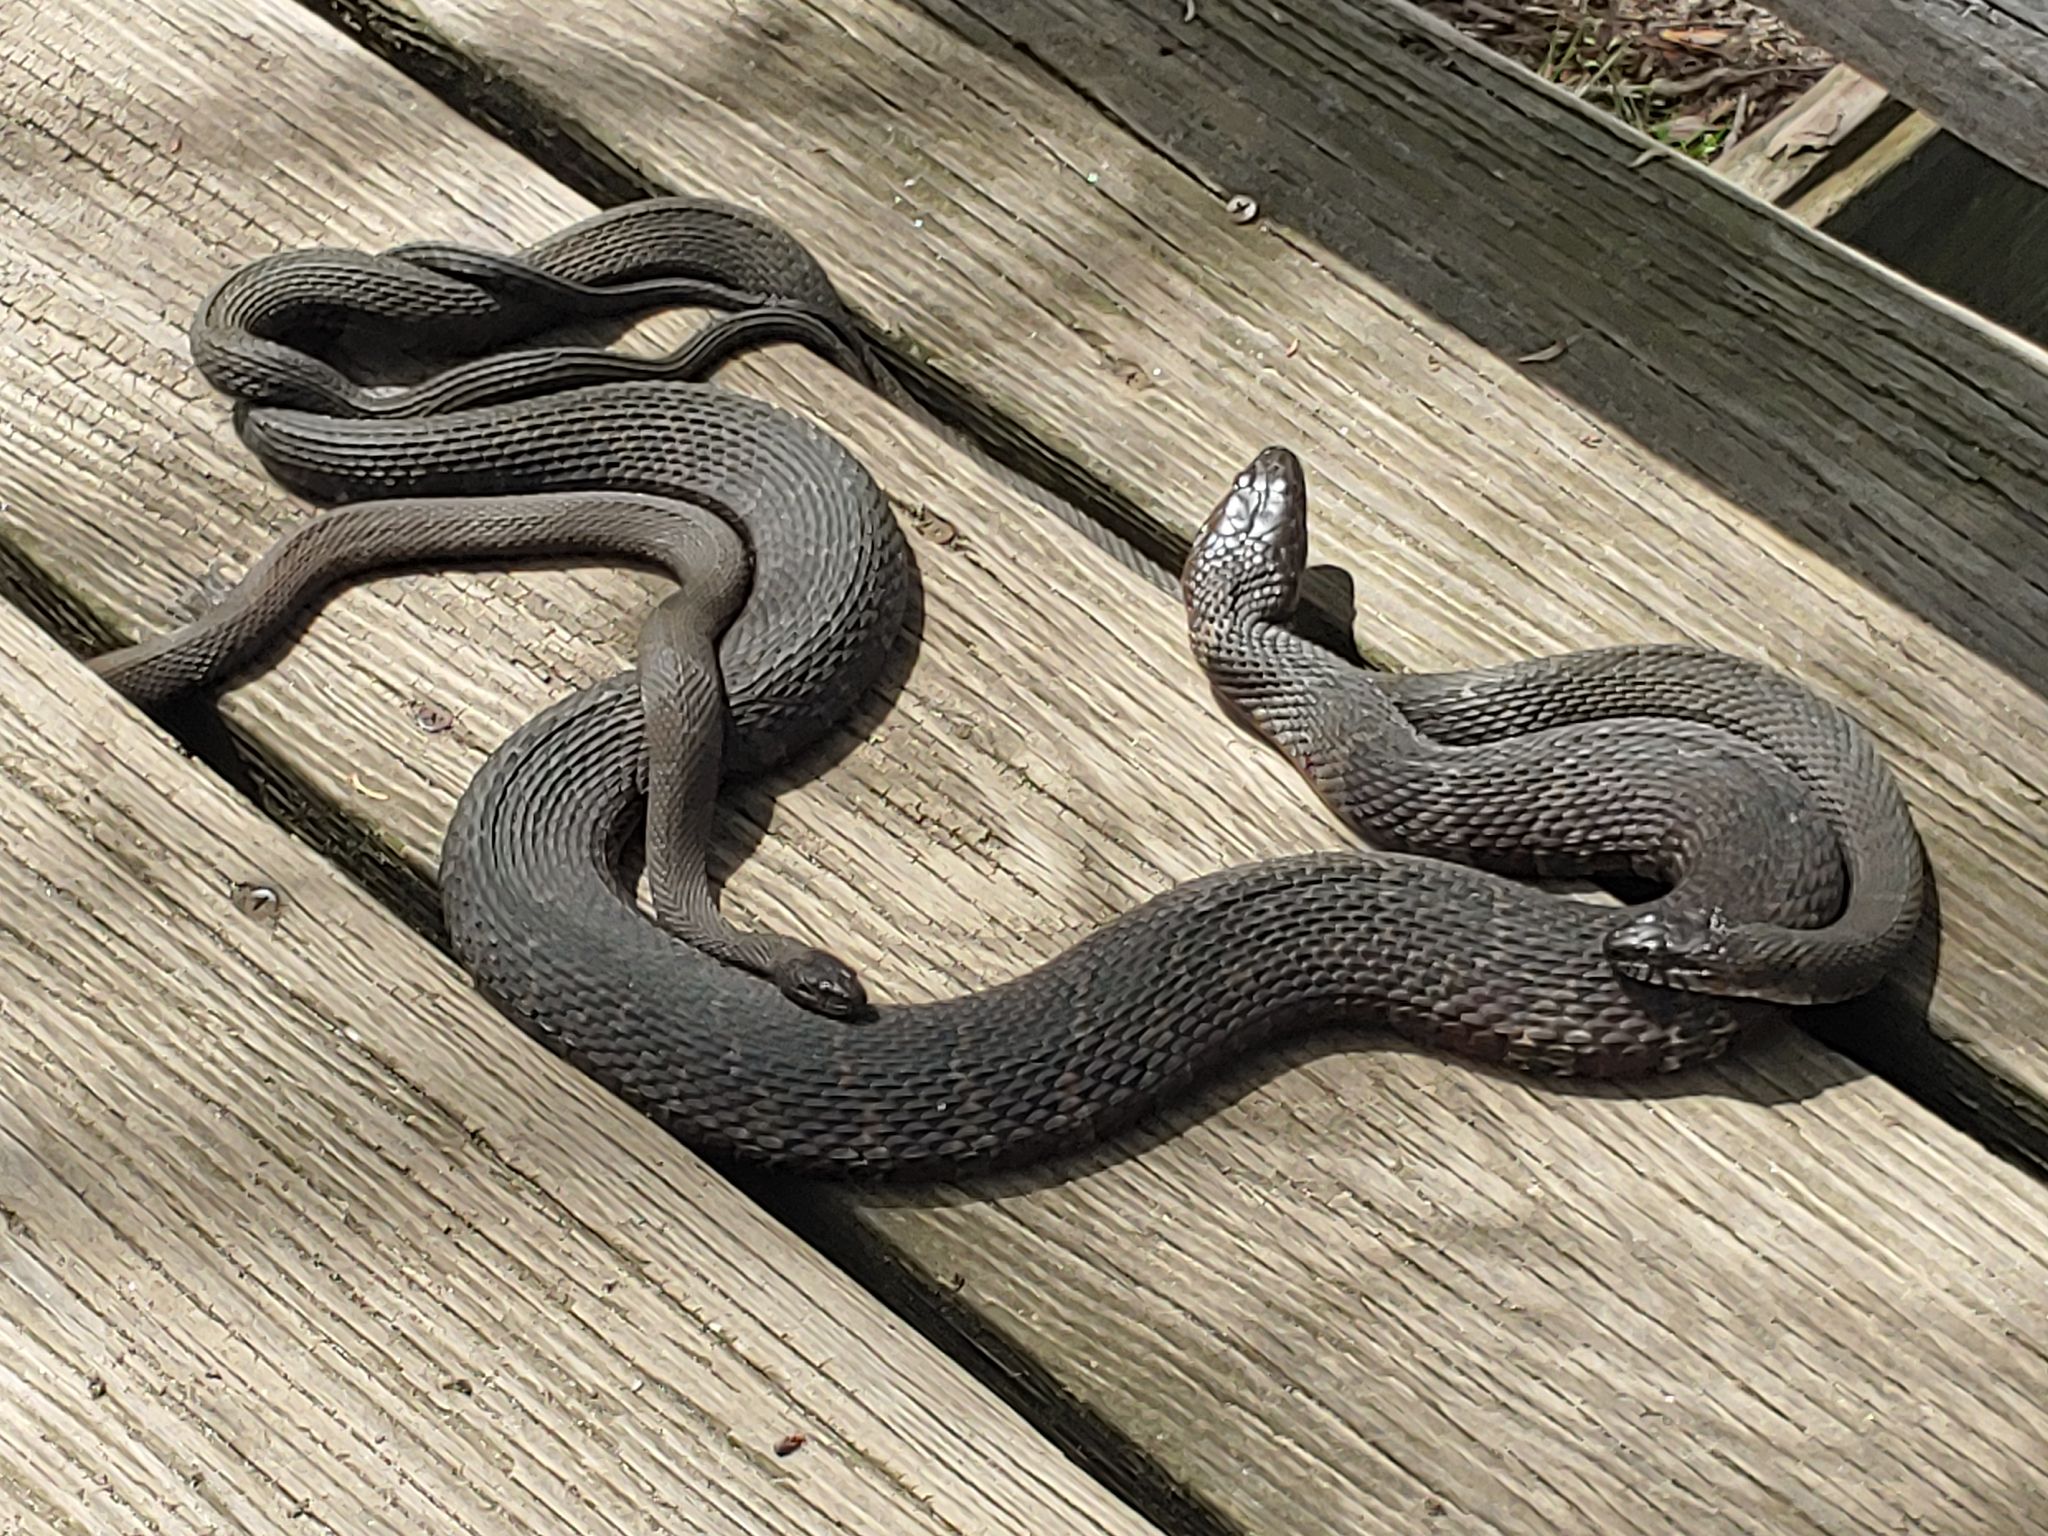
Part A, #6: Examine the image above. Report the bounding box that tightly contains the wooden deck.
[352,0,2048,1156]
[1715,64,2048,349]
[3,0,2047,1532]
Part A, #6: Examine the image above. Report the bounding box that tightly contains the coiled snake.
[93,198,1926,1178]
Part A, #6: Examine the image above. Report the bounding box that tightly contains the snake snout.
[1183,447,1311,627]
[1233,446,1309,570]
[773,950,874,1021]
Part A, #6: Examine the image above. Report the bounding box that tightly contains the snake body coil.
[94,199,1927,1178]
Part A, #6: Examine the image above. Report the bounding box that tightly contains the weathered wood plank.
[6,3,2048,1535]
[1782,107,1944,224]
[1735,0,2048,190]
[1716,64,1904,205]
[1813,130,2048,348]
[0,621,1167,1534]
[311,0,2048,1173]
[1711,67,2048,358]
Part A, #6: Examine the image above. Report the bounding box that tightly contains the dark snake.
[91,198,1927,1178]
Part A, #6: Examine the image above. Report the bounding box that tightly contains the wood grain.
[1784,111,1944,224]
[311,0,2048,1161]
[0,610,1165,1534]
[4,2,2048,1534]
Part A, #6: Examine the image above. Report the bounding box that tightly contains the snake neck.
[1178,448,1428,799]
[1188,606,1428,804]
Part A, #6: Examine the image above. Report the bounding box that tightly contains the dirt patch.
[1417,1,1835,162]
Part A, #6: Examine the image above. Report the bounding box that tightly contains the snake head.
[773,949,873,1021]
[1604,906,1738,993]
[1182,446,1311,629]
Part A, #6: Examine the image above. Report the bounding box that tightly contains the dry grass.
[1416,1,1835,160]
